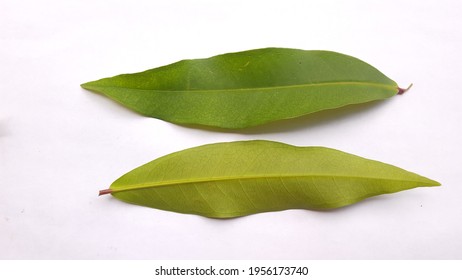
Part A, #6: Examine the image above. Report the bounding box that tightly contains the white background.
[1,0,461,259]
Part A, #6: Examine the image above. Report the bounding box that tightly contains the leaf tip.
[398,83,413,95]
[432,180,442,187]
[99,189,113,196]
[80,81,101,91]
[422,177,441,187]
[80,82,92,90]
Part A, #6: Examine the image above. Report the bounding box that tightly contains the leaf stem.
[99,189,112,196]
[398,83,413,95]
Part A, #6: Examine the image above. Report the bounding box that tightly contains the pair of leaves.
[81,48,404,129]
[99,140,440,218]
[83,48,439,217]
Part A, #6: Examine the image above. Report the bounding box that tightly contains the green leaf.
[82,48,404,129]
[100,140,440,218]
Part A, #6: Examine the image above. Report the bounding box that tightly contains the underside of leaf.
[100,141,440,218]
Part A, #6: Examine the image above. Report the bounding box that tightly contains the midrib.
[87,81,397,93]
[111,173,428,193]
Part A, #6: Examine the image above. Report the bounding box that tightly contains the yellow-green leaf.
[82,48,404,129]
[100,141,440,218]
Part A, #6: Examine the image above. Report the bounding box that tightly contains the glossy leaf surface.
[82,48,401,129]
[101,141,440,218]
